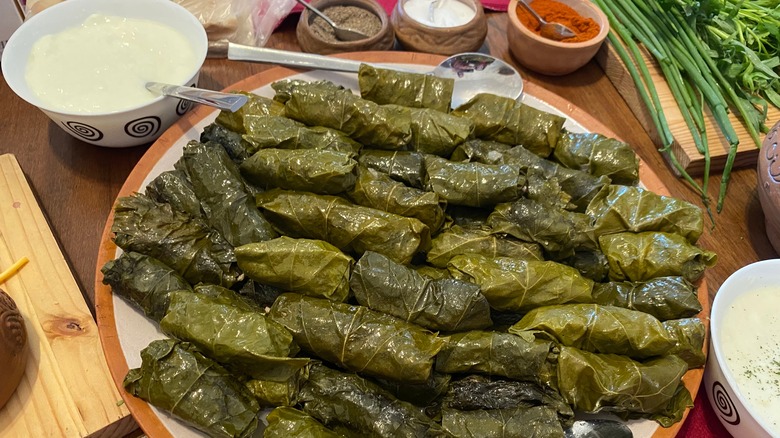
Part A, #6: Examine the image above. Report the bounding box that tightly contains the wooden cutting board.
[0,154,137,437]
[596,41,779,177]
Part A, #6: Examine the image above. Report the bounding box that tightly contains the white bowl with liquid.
[705,259,780,437]
[1,0,207,147]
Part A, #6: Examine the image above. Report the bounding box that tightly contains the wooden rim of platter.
[94,51,708,438]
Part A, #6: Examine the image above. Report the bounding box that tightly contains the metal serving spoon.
[295,0,370,42]
[517,0,577,41]
[209,42,524,108]
[564,419,633,438]
[146,82,248,112]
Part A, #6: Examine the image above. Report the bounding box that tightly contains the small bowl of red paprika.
[506,0,609,76]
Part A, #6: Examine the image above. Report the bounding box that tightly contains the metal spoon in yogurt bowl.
[208,42,524,108]
[145,82,248,112]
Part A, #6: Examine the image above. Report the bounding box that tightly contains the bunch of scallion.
[592,0,780,212]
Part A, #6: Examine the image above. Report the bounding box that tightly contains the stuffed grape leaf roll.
[586,185,704,243]
[591,276,702,321]
[509,304,677,359]
[350,251,492,331]
[145,169,204,220]
[425,156,523,208]
[201,123,252,165]
[358,150,427,189]
[441,407,565,438]
[487,198,596,259]
[264,407,345,438]
[276,79,412,150]
[426,225,543,268]
[123,339,260,438]
[111,193,240,287]
[299,363,448,437]
[101,251,192,322]
[215,91,286,133]
[435,331,556,382]
[561,249,610,282]
[358,64,454,112]
[448,255,593,312]
[407,106,474,157]
[269,293,444,383]
[599,231,717,282]
[554,131,640,185]
[555,346,689,419]
[347,165,446,232]
[240,148,358,195]
[256,189,431,265]
[160,291,309,381]
[241,115,362,156]
[235,237,353,302]
[663,318,706,368]
[176,140,278,246]
[245,365,308,408]
[451,93,565,157]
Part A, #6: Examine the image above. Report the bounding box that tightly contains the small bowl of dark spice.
[297,0,395,55]
[506,0,609,75]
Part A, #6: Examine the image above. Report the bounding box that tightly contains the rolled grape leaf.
[503,146,610,212]
[350,251,492,332]
[278,79,412,150]
[426,225,543,268]
[101,251,192,322]
[451,93,565,157]
[425,155,523,208]
[509,304,677,359]
[651,383,694,427]
[414,264,452,280]
[407,106,474,157]
[663,318,706,368]
[242,115,362,156]
[235,237,353,302]
[123,339,260,438]
[240,148,357,195]
[176,140,278,246]
[299,363,447,437]
[358,149,427,189]
[487,198,596,259]
[435,331,556,382]
[111,193,239,287]
[264,407,345,438]
[160,291,309,381]
[560,249,609,282]
[192,283,263,312]
[599,231,717,282]
[449,139,511,163]
[268,293,444,383]
[347,165,446,232]
[554,131,640,185]
[448,254,593,312]
[555,346,689,417]
[215,91,285,133]
[358,63,454,112]
[145,169,204,219]
[256,189,431,265]
[586,185,704,243]
[200,123,252,165]
[245,365,309,408]
[444,375,573,425]
[591,276,702,321]
[441,406,565,438]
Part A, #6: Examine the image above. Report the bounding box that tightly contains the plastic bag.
[174,0,297,47]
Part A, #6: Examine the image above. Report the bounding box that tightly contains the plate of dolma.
[94,52,713,438]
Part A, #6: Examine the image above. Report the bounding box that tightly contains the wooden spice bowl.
[296,0,395,55]
[506,0,609,76]
[391,0,487,55]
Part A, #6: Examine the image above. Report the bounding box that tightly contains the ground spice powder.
[515,0,601,42]
[311,5,382,42]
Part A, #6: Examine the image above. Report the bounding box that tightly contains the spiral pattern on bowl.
[712,381,741,425]
[125,116,161,138]
[62,121,104,141]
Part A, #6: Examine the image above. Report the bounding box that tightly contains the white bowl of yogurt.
[1,0,207,147]
[705,258,780,437]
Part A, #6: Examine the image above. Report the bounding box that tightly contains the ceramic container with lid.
[391,0,487,55]
[758,120,780,254]
[0,289,27,410]
[296,0,395,55]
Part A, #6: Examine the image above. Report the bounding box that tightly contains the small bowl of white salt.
[296,0,395,55]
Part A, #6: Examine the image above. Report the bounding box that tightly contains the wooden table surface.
[1,10,776,436]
